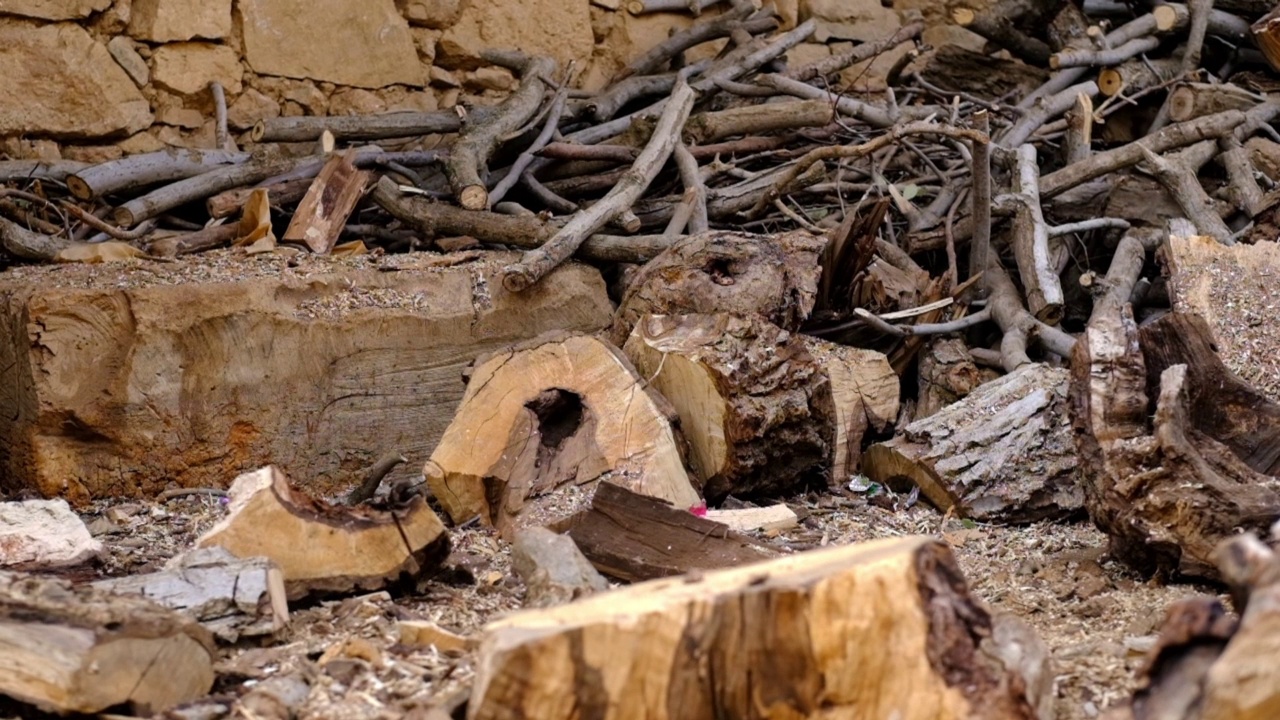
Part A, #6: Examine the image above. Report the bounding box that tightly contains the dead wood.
[557,481,777,582]
[0,571,216,715]
[865,362,1082,523]
[0,160,88,183]
[916,338,985,420]
[918,46,1049,102]
[803,336,900,482]
[620,4,777,79]
[785,19,924,82]
[206,175,313,218]
[469,536,1046,720]
[445,51,556,210]
[623,313,836,500]
[345,451,408,506]
[1068,304,1280,581]
[502,78,697,292]
[1097,58,1180,98]
[609,229,823,346]
[1138,145,1233,243]
[952,4,1053,65]
[422,331,701,535]
[1007,143,1064,322]
[94,546,289,642]
[282,151,371,254]
[196,465,450,600]
[683,98,832,144]
[1001,82,1098,149]
[256,108,472,142]
[0,214,74,261]
[146,222,239,257]
[66,149,250,201]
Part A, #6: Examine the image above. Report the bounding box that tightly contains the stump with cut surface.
[423,331,701,536]
[609,229,823,346]
[864,363,1082,523]
[468,535,1048,720]
[1069,305,1280,580]
[0,251,613,502]
[622,313,834,500]
[0,571,216,716]
[196,466,449,600]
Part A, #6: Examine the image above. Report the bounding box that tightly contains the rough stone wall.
[0,0,984,163]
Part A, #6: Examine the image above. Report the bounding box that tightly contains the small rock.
[0,499,102,567]
[235,674,309,720]
[0,137,61,160]
[511,526,609,608]
[86,516,122,536]
[282,82,327,115]
[118,131,168,155]
[397,0,462,29]
[226,88,280,130]
[151,42,243,96]
[107,36,150,87]
[465,67,515,92]
[328,88,387,116]
[429,67,461,88]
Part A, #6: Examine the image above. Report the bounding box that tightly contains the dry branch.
[1007,144,1064,322]
[67,149,250,200]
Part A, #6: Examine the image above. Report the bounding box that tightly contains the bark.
[0,160,88,182]
[256,109,472,142]
[558,482,777,582]
[683,99,832,144]
[469,536,1046,720]
[422,331,701,536]
[66,149,250,200]
[622,313,836,500]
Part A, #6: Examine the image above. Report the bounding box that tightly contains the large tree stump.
[423,331,701,535]
[0,571,215,715]
[622,314,834,500]
[863,363,1082,523]
[468,536,1050,720]
[609,230,823,346]
[0,251,612,502]
[1068,305,1280,580]
[196,466,449,600]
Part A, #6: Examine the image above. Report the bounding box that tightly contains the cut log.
[468,535,1049,720]
[916,338,985,420]
[422,331,701,535]
[281,152,371,255]
[1068,304,1280,580]
[608,229,823,346]
[704,503,799,533]
[1169,82,1261,123]
[864,363,1082,523]
[1252,5,1280,73]
[802,336,900,481]
[1162,234,1280,402]
[196,466,450,600]
[557,482,777,583]
[0,499,101,568]
[622,314,834,500]
[0,571,215,715]
[0,251,612,502]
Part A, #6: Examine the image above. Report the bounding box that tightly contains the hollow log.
[422,331,701,536]
[609,229,823,346]
[622,314,835,500]
[196,466,450,600]
[468,536,1050,720]
[864,363,1082,523]
[1068,305,1280,580]
[0,571,215,715]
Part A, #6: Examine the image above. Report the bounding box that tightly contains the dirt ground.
[0,482,1222,720]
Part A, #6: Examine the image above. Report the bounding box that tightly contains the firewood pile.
[4,0,1280,718]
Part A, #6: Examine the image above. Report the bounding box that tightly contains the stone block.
[0,0,109,21]
[151,42,243,96]
[128,0,232,41]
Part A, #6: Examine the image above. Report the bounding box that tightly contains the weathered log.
[1006,144,1064,322]
[558,482,777,582]
[66,149,250,200]
[1097,57,1180,98]
[916,338,985,420]
[422,331,701,535]
[468,535,1050,720]
[256,109,469,143]
[94,546,289,642]
[684,99,832,144]
[1068,304,1280,580]
[1169,82,1260,122]
[0,215,74,262]
[622,314,835,500]
[0,571,215,715]
[196,466,449,600]
[609,229,823,346]
[803,336,899,482]
[865,363,1082,523]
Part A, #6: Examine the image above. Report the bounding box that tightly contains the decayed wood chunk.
[916,337,984,420]
[0,251,613,502]
[196,466,449,600]
[423,331,701,535]
[1069,305,1280,580]
[804,336,900,482]
[468,535,1049,720]
[609,229,823,346]
[864,363,1082,523]
[0,571,216,715]
[94,546,289,642]
[622,313,834,500]
[558,481,777,582]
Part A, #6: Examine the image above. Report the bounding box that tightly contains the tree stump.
[622,314,834,500]
[864,363,1082,523]
[609,230,823,346]
[1068,305,1280,580]
[423,331,701,536]
[0,571,215,715]
[468,536,1049,720]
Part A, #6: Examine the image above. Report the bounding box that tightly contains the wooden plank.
[282,152,370,255]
